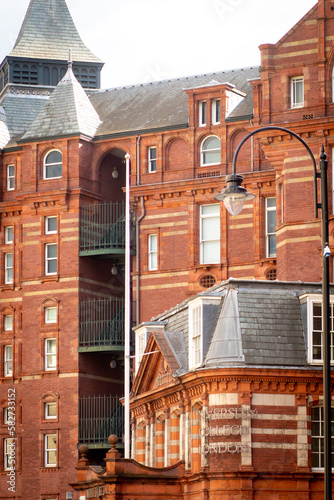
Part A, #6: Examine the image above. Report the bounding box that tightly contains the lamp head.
[214,174,255,215]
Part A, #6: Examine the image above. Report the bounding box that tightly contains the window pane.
[4,315,12,331]
[201,205,220,216]
[45,307,57,323]
[46,217,57,233]
[203,150,220,164]
[202,216,219,240]
[5,227,13,243]
[46,151,62,164]
[203,136,220,150]
[202,241,220,263]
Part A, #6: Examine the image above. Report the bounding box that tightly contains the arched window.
[43,150,62,179]
[200,136,221,166]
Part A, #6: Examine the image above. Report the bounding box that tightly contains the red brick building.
[1,0,334,498]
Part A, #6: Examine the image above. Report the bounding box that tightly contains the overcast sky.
[1,0,317,89]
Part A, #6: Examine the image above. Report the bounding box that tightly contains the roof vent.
[199,274,216,289]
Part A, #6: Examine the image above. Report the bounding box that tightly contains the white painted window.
[45,243,57,275]
[148,147,156,173]
[44,434,57,466]
[212,99,220,124]
[4,407,10,424]
[45,216,57,234]
[305,295,334,364]
[4,315,12,331]
[148,234,158,271]
[200,205,220,264]
[291,76,304,108]
[44,150,62,179]
[4,345,12,377]
[190,302,202,368]
[4,438,14,470]
[311,405,334,469]
[199,100,207,126]
[200,136,221,166]
[45,402,57,419]
[266,198,276,258]
[5,227,13,244]
[7,165,14,191]
[45,339,57,371]
[45,307,57,324]
[5,253,13,284]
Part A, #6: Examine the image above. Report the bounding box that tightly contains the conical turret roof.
[21,62,101,141]
[10,0,102,63]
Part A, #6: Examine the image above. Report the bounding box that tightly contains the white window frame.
[148,234,158,271]
[45,307,57,324]
[7,165,14,191]
[200,204,220,265]
[4,438,14,470]
[311,405,334,470]
[5,226,13,244]
[5,253,13,285]
[44,434,57,467]
[45,402,57,420]
[4,314,13,331]
[4,407,10,425]
[43,150,62,180]
[148,147,157,173]
[45,216,57,234]
[199,100,207,126]
[305,294,334,364]
[45,243,57,275]
[200,135,221,166]
[291,76,304,108]
[45,338,57,371]
[212,99,220,125]
[265,198,276,258]
[4,345,12,377]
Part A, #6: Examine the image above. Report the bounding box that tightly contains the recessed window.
[44,150,62,179]
[5,253,13,284]
[212,99,220,124]
[148,234,158,271]
[200,205,220,264]
[45,402,57,419]
[311,406,334,469]
[200,136,221,166]
[199,100,207,126]
[5,227,13,244]
[4,438,14,470]
[44,434,57,466]
[45,216,57,234]
[148,147,157,173]
[45,339,57,371]
[45,243,57,275]
[291,76,304,108]
[265,198,276,258]
[7,165,14,191]
[4,345,12,377]
[4,315,13,331]
[4,407,10,424]
[45,307,57,324]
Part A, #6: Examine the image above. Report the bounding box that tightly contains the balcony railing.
[79,297,124,351]
[79,201,135,256]
[79,394,124,447]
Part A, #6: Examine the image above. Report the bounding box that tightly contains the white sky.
[1,0,317,89]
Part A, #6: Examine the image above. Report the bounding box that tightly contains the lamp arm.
[232,126,319,218]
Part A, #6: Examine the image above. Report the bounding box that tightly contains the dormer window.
[199,100,207,126]
[188,296,221,369]
[134,322,165,373]
[212,99,220,124]
[44,150,62,179]
[291,76,304,108]
[302,294,334,364]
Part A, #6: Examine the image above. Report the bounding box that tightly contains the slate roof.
[21,63,101,141]
[0,65,259,148]
[141,279,330,374]
[8,0,102,63]
[90,66,260,138]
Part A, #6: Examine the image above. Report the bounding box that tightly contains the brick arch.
[96,146,129,203]
[229,128,252,174]
[165,136,189,171]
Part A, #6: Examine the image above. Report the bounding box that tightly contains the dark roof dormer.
[0,0,103,92]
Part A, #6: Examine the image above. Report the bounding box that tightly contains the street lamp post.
[215,126,332,499]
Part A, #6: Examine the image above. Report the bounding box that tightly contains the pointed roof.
[21,62,101,141]
[9,0,102,63]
